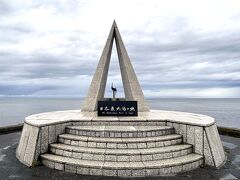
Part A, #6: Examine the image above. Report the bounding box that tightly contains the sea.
[0,97,239,128]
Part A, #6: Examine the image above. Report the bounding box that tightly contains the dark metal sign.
[98,101,138,116]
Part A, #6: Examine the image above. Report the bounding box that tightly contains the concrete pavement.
[0,131,239,180]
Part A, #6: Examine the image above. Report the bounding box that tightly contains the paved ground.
[0,131,239,180]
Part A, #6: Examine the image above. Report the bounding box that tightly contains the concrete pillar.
[81,21,149,112]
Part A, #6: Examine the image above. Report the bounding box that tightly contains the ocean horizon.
[0,97,239,128]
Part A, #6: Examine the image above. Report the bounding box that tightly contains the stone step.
[72,121,166,126]
[50,143,192,162]
[58,134,183,149]
[65,125,174,138]
[41,153,203,177]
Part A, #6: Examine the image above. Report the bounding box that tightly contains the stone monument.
[16,21,226,177]
[81,20,149,112]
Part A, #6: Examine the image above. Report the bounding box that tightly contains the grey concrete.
[81,21,149,112]
[205,124,226,167]
[16,122,72,167]
[66,125,174,137]
[1,132,240,179]
[58,133,182,148]
[24,110,215,127]
[50,143,192,162]
[17,109,225,171]
[16,123,39,167]
[37,120,204,177]
[0,123,23,134]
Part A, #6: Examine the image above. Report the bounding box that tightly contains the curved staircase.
[41,124,203,177]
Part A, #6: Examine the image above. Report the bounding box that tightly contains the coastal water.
[0,97,239,128]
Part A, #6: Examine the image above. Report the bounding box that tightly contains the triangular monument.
[81,21,149,112]
[17,21,226,176]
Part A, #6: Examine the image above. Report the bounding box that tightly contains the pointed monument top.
[81,21,149,112]
[112,20,118,28]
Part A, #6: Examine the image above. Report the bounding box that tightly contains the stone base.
[41,153,203,177]
[16,109,226,176]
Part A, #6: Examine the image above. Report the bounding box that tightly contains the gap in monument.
[104,39,125,99]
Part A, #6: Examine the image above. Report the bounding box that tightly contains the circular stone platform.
[25,110,215,127]
[16,110,226,177]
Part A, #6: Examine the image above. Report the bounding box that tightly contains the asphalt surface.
[0,131,240,180]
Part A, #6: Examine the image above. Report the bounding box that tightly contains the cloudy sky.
[1,0,240,98]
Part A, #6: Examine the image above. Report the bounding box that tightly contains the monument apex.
[81,21,150,112]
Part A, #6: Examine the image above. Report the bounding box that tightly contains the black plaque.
[98,101,138,116]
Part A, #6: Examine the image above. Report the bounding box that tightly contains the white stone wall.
[16,122,72,167]
[16,123,39,166]
[166,122,226,167]
[16,110,226,168]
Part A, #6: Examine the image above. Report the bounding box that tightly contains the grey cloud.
[31,0,89,14]
[0,23,33,34]
[0,84,60,95]
[0,1,240,97]
[141,80,240,89]
[0,1,15,15]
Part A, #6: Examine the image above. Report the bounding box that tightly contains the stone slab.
[24,109,215,127]
[17,109,224,170]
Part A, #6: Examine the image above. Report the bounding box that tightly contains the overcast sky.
[1,0,240,98]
